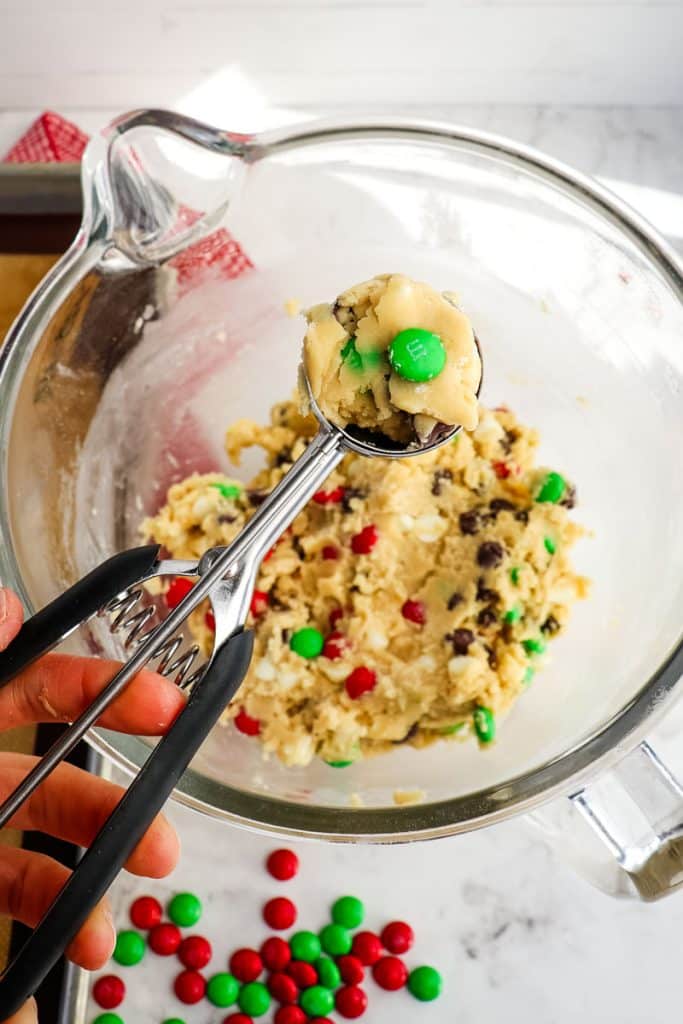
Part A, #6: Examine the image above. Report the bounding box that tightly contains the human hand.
[0,587,186,1023]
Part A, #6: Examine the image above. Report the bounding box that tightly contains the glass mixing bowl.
[1,112,682,897]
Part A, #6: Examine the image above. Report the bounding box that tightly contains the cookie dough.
[302,274,482,445]
[143,400,589,768]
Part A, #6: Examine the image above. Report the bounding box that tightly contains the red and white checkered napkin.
[2,110,254,286]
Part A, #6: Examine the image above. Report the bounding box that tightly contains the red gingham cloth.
[2,111,253,285]
[2,110,88,163]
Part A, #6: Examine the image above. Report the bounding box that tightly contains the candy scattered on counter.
[266,848,299,881]
[112,930,145,967]
[93,848,443,1021]
[178,934,212,969]
[129,895,162,930]
[92,975,125,1009]
[149,922,182,956]
[168,891,203,927]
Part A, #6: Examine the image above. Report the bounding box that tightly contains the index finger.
[0,652,186,734]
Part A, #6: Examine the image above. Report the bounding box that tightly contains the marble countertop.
[9,102,676,1023]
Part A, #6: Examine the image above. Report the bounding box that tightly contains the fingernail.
[0,588,7,624]
[103,904,117,952]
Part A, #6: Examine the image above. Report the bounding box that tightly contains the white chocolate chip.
[447,655,479,677]
[415,514,447,542]
[254,658,276,682]
[366,629,388,651]
[399,514,416,531]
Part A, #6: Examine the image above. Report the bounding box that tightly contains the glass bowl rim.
[1,113,682,841]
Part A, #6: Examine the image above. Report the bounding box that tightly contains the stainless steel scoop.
[0,356,481,1015]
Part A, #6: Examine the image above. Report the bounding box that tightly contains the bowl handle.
[81,108,251,265]
[530,742,683,900]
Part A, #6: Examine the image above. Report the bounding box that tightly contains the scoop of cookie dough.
[302,273,482,444]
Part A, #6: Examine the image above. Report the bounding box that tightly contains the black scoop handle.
[0,628,254,1018]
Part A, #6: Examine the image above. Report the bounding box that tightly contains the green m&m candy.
[113,930,145,966]
[206,972,240,1007]
[300,984,335,1017]
[341,337,363,372]
[503,604,522,624]
[536,471,566,504]
[522,637,546,656]
[544,536,557,555]
[238,981,271,1017]
[319,922,352,956]
[473,706,495,744]
[441,722,465,735]
[315,955,341,989]
[326,759,354,768]
[388,327,446,383]
[168,892,202,927]
[161,1020,186,1024]
[93,1016,124,1024]
[331,895,364,929]
[211,482,242,500]
[290,627,324,659]
[290,929,322,962]
[408,965,443,1001]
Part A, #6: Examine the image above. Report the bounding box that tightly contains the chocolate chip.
[281,628,291,643]
[445,628,475,655]
[476,541,504,569]
[489,498,515,513]
[341,487,368,513]
[292,536,306,559]
[394,722,420,744]
[499,428,518,455]
[459,509,481,535]
[217,513,237,524]
[247,489,269,507]
[484,644,498,668]
[541,614,561,635]
[447,592,463,610]
[560,485,577,509]
[476,577,499,603]
[477,606,498,628]
[431,468,453,496]
[274,448,293,467]
[514,509,529,524]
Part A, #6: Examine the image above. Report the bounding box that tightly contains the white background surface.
[0,3,682,1022]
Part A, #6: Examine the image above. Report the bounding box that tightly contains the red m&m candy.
[345,667,376,700]
[372,955,408,990]
[260,936,291,971]
[92,975,125,1010]
[129,896,162,931]
[401,599,426,625]
[229,948,263,982]
[174,969,206,1004]
[149,922,182,956]
[223,1016,253,1024]
[380,920,414,954]
[263,897,297,930]
[351,525,378,555]
[235,708,261,736]
[351,932,383,966]
[267,971,298,1004]
[266,848,299,881]
[337,955,364,985]
[274,1007,306,1024]
[166,576,193,609]
[250,590,269,617]
[335,985,368,1018]
[322,631,348,660]
[322,545,340,560]
[286,960,317,988]
[178,934,212,970]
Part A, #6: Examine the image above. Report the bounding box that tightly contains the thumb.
[0,587,24,651]
[2,997,38,1024]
